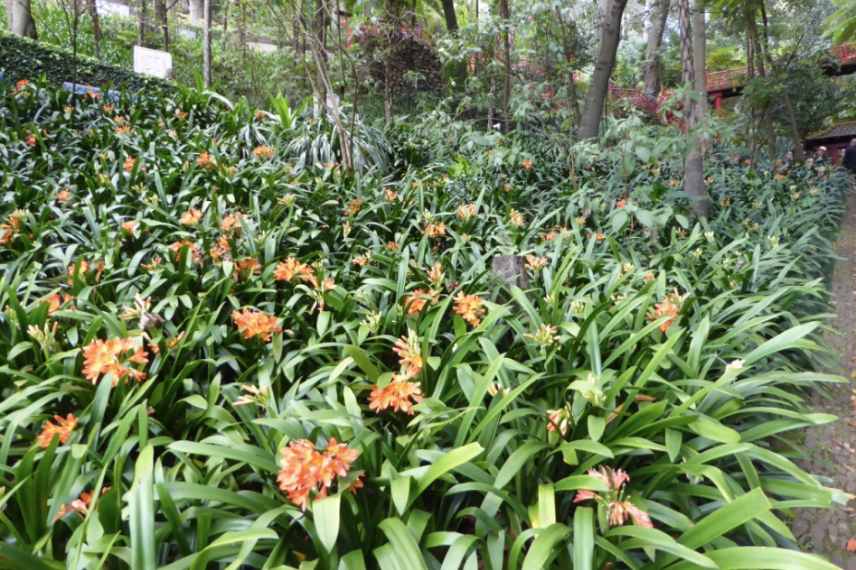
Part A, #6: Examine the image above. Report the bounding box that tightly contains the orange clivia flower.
[546,407,571,436]
[252,145,275,159]
[384,188,398,202]
[368,377,424,415]
[454,292,486,327]
[277,438,359,509]
[572,466,653,528]
[232,308,282,342]
[521,159,534,171]
[428,262,444,286]
[345,198,364,217]
[37,414,78,448]
[234,257,261,279]
[616,198,627,209]
[56,189,72,204]
[509,209,525,227]
[169,240,202,264]
[123,156,137,173]
[0,210,25,246]
[457,203,477,221]
[220,212,245,234]
[114,125,132,136]
[403,288,439,316]
[179,208,203,226]
[82,337,149,384]
[174,108,188,120]
[352,255,370,267]
[15,79,30,93]
[121,220,138,235]
[274,257,315,284]
[525,255,548,271]
[196,152,216,170]
[54,487,110,522]
[385,241,399,251]
[209,236,232,262]
[647,289,685,333]
[25,133,37,147]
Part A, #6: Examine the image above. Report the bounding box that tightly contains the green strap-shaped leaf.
[376,517,429,570]
[573,507,594,570]
[521,523,571,570]
[129,444,156,570]
[666,547,841,570]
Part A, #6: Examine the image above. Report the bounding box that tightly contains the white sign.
[133,45,173,79]
[97,0,130,17]
[248,41,277,54]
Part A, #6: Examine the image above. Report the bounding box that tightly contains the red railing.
[705,42,856,93]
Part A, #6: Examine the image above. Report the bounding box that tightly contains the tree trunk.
[642,0,669,99]
[203,0,212,87]
[678,0,711,218]
[87,0,102,58]
[189,0,204,24]
[10,0,38,38]
[139,0,147,45]
[441,0,458,32]
[579,0,628,139]
[691,0,705,111]
[155,0,169,50]
[556,10,581,126]
[498,0,511,129]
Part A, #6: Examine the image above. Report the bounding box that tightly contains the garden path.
[793,186,856,569]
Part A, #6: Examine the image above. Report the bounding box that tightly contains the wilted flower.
[174,108,188,120]
[82,337,149,384]
[277,438,359,510]
[179,208,203,226]
[424,222,446,238]
[521,159,533,171]
[232,308,282,342]
[546,407,571,436]
[386,241,400,251]
[384,188,398,202]
[352,255,370,267]
[615,198,627,209]
[209,235,232,262]
[525,255,548,271]
[345,198,364,216]
[642,271,655,282]
[0,210,26,246]
[368,377,424,415]
[509,209,525,227]
[428,262,444,286]
[393,330,423,378]
[220,212,245,234]
[573,466,652,528]
[234,257,261,279]
[454,292,486,327]
[37,414,78,448]
[234,384,270,407]
[457,203,477,221]
[360,311,382,332]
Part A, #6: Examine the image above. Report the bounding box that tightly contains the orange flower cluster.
[169,240,203,264]
[196,152,216,170]
[234,257,261,279]
[546,407,570,436]
[368,380,424,415]
[123,156,137,173]
[210,236,231,263]
[82,337,149,384]
[384,188,398,202]
[457,203,477,221]
[121,220,139,235]
[403,288,439,316]
[57,189,72,204]
[277,438,359,509]
[44,292,74,314]
[428,262,444,286]
[454,292,486,327]
[25,133,37,147]
[574,467,652,529]
[521,159,534,171]
[220,212,244,234]
[67,259,105,284]
[647,289,685,333]
[15,79,30,93]
[252,145,275,159]
[37,414,78,448]
[175,109,188,120]
[525,255,548,271]
[54,487,110,522]
[274,257,322,288]
[0,210,25,246]
[509,209,525,227]
[180,208,203,226]
[392,331,423,378]
[232,308,282,342]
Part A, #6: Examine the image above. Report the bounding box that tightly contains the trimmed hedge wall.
[0,33,171,93]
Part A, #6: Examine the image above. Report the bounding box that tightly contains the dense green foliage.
[0,76,850,569]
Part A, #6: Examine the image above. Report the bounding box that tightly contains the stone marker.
[491,255,528,289]
[133,45,173,79]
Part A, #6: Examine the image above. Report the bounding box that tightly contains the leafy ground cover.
[0,77,853,569]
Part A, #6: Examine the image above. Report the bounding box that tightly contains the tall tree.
[642,0,670,99]
[88,0,102,58]
[498,0,511,128]
[203,0,212,87]
[678,0,711,217]
[155,0,170,50]
[579,0,628,139]
[441,0,458,32]
[7,0,38,38]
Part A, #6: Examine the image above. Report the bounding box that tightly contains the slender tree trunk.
[692,0,705,111]
[203,0,212,87]
[556,10,581,126]
[579,0,628,139]
[155,0,169,49]
[189,0,204,23]
[9,0,37,38]
[88,0,102,58]
[642,0,669,99]
[678,0,711,217]
[441,0,458,32]
[498,0,511,129]
[138,0,147,45]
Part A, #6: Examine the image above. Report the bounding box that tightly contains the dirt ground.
[792,189,856,569]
